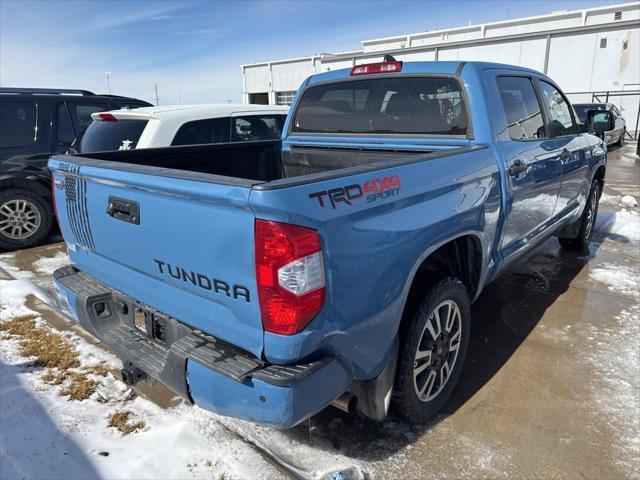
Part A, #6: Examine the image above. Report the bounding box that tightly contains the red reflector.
[350,61,403,76]
[255,219,325,336]
[98,113,117,121]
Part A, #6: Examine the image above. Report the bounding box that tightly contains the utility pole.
[176,88,180,105]
[105,72,111,94]
[154,83,159,106]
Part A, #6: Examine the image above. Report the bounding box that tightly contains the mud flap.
[351,337,399,421]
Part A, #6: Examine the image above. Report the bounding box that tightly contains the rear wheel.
[393,277,471,423]
[559,180,600,251]
[616,129,625,148]
[0,188,53,251]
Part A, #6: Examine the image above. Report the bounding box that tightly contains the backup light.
[350,61,403,76]
[255,219,325,336]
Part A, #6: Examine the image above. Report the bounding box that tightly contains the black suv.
[0,88,151,250]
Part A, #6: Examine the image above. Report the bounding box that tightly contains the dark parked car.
[0,88,151,250]
[573,102,626,147]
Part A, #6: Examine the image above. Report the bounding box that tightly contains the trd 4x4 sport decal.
[309,175,401,209]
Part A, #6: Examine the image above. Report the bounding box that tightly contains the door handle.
[106,196,140,225]
[508,160,528,176]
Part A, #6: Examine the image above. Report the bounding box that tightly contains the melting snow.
[0,281,286,480]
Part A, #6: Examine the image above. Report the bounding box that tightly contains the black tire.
[616,129,625,148]
[0,188,53,251]
[559,180,601,251]
[393,277,471,423]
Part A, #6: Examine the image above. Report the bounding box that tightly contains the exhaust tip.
[331,393,357,414]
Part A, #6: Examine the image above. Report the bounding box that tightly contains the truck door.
[535,80,591,219]
[493,75,563,256]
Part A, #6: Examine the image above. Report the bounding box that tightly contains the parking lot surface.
[1,144,638,479]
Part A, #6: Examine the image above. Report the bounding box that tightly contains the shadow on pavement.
[282,234,615,463]
[0,360,101,480]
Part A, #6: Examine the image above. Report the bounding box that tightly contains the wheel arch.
[0,176,52,201]
[398,233,484,335]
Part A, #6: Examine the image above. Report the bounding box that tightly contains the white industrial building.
[241,2,640,133]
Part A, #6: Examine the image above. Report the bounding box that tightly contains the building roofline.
[241,16,639,69]
[361,1,639,45]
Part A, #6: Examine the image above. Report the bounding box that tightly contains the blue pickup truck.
[49,61,610,428]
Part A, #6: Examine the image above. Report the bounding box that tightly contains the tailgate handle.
[107,196,140,225]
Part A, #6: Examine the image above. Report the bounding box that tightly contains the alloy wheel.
[413,299,463,402]
[0,199,42,240]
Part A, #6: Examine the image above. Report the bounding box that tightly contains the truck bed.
[67,140,465,187]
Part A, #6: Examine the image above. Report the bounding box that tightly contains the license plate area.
[133,305,167,344]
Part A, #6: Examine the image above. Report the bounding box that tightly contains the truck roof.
[93,103,289,122]
[307,60,544,85]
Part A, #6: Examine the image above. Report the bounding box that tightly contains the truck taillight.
[350,61,402,76]
[255,219,325,336]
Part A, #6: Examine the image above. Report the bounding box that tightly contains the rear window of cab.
[79,119,148,153]
[292,76,468,136]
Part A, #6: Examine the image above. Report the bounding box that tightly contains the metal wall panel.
[272,60,314,92]
[244,65,270,94]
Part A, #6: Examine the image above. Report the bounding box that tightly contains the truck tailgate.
[49,158,263,357]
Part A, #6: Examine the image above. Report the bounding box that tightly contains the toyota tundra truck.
[49,61,611,428]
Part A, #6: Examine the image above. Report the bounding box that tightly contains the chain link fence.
[566,90,640,140]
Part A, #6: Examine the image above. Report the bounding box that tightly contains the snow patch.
[0,280,285,480]
[596,208,640,242]
[589,264,640,299]
[33,251,69,275]
[621,195,638,208]
[0,279,52,311]
[578,304,640,478]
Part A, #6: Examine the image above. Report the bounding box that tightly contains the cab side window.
[539,81,576,137]
[496,76,546,141]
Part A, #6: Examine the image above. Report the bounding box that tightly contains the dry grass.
[61,372,98,401]
[42,368,68,385]
[1,314,100,401]
[0,314,79,370]
[107,410,145,435]
[0,313,39,335]
[86,362,110,377]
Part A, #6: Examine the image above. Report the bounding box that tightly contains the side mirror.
[587,109,614,134]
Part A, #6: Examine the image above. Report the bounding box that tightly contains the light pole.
[105,72,111,94]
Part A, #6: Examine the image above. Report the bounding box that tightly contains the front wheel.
[616,129,625,148]
[559,180,601,251]
[0,188,53,251]
[393,277,471,423]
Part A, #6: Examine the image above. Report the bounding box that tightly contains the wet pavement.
[1,143,638,479]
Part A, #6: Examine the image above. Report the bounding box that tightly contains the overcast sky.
[0,0,623,105]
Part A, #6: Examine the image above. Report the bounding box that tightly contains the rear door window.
[0,101,37,148]
[231,115,286,141]
[79,119,149,152]
[293,77,468,135]
[171,117,230,146]
[496,76,546,141]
